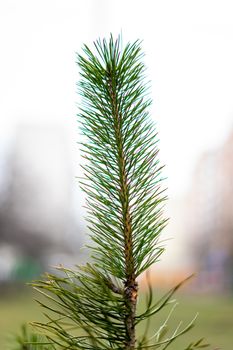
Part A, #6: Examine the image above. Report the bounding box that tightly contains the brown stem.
[108,72,138,350]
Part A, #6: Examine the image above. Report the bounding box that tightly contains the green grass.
[1,287,232,349]
[0,288,45,349]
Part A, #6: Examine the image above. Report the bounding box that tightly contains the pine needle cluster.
[13,35,209,350]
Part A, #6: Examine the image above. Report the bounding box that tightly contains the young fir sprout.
[14,35,210,350]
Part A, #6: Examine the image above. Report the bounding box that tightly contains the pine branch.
[12,34,210,350]
[77,35,166,349]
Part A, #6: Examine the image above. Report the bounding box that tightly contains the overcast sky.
[1,0,233,196]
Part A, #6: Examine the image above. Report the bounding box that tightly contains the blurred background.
[0,0,233,348]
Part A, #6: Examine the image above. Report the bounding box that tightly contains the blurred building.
[0,124,84,282]
[185,129,233,292]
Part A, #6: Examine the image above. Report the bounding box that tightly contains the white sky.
[1,0,233,196]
